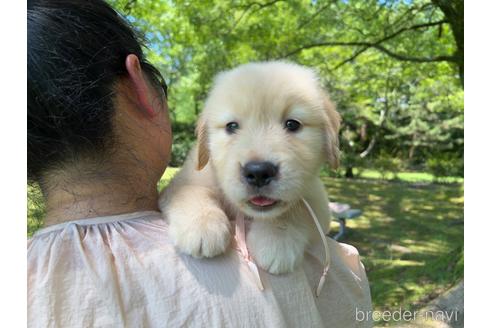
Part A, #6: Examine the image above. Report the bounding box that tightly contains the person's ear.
[195,115,210,170]
[321,93,341,169]
[125,54,158,117]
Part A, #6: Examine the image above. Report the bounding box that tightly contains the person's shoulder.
[336,241,362,259]
[327,238,368,279]
[27,211,170,251]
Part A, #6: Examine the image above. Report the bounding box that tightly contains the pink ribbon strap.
[235,213,264,291]
[234,199,330,296]
[301,198,331,297]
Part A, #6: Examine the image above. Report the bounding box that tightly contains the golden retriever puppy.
[159,61,340,274]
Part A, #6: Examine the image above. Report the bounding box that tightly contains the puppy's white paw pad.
[170,211,231,258]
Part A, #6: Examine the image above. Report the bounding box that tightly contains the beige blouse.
[28,211,372,327]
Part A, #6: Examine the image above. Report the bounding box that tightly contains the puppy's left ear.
[195,116,210,170]
[321,93,341,169]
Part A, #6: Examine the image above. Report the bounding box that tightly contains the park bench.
[328,202,362,241]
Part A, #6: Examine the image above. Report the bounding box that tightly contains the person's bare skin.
[42,55,172,227]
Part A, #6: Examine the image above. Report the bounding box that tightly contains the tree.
[109,0,463,172]
[431,0,463,85]
[278,0,463,86]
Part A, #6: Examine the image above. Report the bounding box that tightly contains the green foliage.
[106,0,463,171]
[426,154,464,180]
[169,122,195,167]
[373,154,403,180]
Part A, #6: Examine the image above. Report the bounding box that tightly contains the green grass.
[27,184,45,237]
[323,177,463,325]
[157,167,180,191]
[354,168,463,184]
[27,167,464,326]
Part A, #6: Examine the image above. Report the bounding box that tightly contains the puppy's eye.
[226,122,240,134]
[284,119,302,132]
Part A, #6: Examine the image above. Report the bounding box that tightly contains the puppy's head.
[197,61,340,219]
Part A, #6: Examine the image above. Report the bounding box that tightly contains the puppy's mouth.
[247,196,279,210]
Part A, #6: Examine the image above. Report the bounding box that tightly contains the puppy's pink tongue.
[250,196,276,207]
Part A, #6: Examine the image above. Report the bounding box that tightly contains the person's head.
[28,0,171,193]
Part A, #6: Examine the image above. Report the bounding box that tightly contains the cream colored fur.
[159,61,341,274]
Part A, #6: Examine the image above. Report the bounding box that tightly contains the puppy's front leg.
[159,153,231,258]
[161,186,231,258]
[247,211,310,274]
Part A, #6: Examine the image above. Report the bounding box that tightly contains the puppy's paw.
[247,221,308,275]
[169,209,231,258]
[253,242,304,274]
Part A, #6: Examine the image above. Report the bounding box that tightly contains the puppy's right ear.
[195,116,210,170]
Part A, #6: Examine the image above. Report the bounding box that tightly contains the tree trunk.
[345,167,354,178]
[408,132,417,160]
[432,0,464,87]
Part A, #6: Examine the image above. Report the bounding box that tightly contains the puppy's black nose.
[242,161,278,187]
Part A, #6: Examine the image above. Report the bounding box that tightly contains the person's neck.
[42,173,160,227]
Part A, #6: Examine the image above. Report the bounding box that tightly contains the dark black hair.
[27,0,167,182]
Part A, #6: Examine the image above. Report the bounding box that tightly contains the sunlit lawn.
[322,176,463,324]
[353,168,464,184]
[28,166,463,326]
